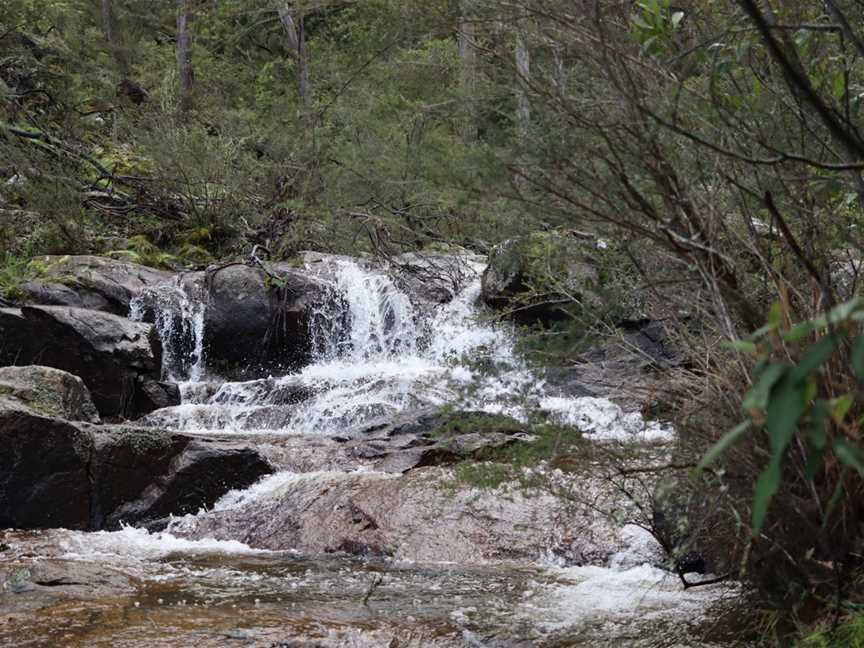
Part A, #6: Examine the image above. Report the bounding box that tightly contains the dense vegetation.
[4,0,864,644]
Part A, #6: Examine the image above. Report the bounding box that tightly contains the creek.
[0,256,743,647]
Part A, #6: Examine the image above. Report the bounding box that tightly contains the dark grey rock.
[202,264,325,379]
[0,305,161,418]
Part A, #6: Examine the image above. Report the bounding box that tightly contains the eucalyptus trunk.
[277,4,312,107]
[176,0,194,108]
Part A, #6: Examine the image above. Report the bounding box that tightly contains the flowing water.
[0,257,746,647]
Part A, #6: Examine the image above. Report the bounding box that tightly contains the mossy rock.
[481,231,644,326]
[481,232,600,324]
[0,365,100,423]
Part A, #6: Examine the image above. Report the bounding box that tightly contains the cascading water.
[139,257,670,440]
[129,277,207,382]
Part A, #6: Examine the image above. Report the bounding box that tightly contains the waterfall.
[135,256,669,441]
[129,277,207,382]
[308,259,423,362]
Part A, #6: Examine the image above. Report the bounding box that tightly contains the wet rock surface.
[0,410,95,530]
[93,427,273,528]
[0,410,272,531]
[201,264,326,379]
[0,253,742,647]
[0,305,162,418]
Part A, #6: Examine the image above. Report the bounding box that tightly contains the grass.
[438,414,592,491]
[0,252,34,301]
[800,614,864,648]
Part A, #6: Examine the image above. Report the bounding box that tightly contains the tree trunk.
[514,28,531,185]
[551,41,566,93]
[515,29,531,135]
[277,4,311,107]
[176,0,194,108]
[100,0,115,45]
[457,9,477,142]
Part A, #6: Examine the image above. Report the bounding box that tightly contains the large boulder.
[90,426,272,529]
[0,410,95,530]
[201,264,325,379]
[481,232,604,325]
[0,383,273,530]
[0,365,99,423]
[172,464,623,564]
[0,305,163,418]
[25,255,172,315]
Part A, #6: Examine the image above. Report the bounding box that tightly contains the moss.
[431,411,524,438]
[441,421,589,491]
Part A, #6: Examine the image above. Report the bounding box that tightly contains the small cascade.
[130,277,207,382]
[138,257,670,439]
[309,259,423,362]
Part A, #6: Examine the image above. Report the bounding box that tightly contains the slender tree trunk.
[176,0,195,108]
[101,0,115,45]
[514,28,531,185]
[551,41,566,93]
[277,4,312,107]
[457,8,477,142]
[515,29,531,135]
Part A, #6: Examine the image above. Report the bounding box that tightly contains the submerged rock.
[0,305,162,418]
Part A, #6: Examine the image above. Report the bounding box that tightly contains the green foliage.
[799,613,864,648]
[697,297,864,533]
[106,235,177,269]
[0,252,32,301]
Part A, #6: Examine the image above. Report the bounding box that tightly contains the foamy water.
[135,257,670,443]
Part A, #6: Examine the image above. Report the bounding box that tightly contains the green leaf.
[743,363,787,413]
[831,395,855,426]
[826,296,861,324]
[765,378,806,452]
[834,439,864,476]
[695,420,752,473]
[725,339,757,354]
[789,333,842,384]
[671,11,684,28]
[752,455,782,534]
[782,320,816,342]
[851,337,864,381]
[808,399,830,449]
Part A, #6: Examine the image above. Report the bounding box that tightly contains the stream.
[0,257,746,647]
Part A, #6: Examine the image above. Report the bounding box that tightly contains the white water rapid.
[139,258,671,441]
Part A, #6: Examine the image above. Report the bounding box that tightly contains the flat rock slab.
[28,255,172,315]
